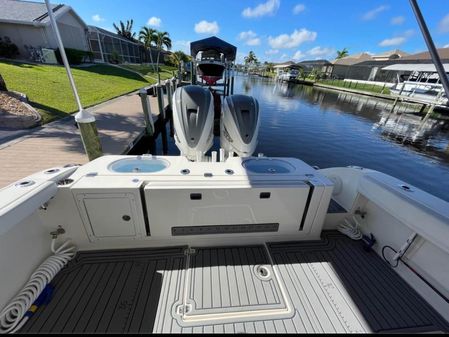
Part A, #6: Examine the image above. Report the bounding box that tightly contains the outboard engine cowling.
[173,85,214,161]
[220,94,260,158]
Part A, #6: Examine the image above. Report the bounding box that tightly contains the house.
[330,52,372,79]
[297,59,332,77]
[0,0,165,65]
[88,26,147,64]
[330,50,410,81]
[0,0,89,58]
[371,49,409,61]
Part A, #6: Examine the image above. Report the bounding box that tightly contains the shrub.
[0,36,19,59]
[109,50,121,64]
[55,48,93,65]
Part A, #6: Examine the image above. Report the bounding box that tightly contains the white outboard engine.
[173,85,214,161]
[220,94,260,158]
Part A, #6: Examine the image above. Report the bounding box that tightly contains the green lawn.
[0,61,151,123]
[121,64,177,82]
[316,79,391,95]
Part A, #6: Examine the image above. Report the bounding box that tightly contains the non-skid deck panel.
[21,246,187,334]
[268,232,449,333]
[21,233,449,334]
[184,246,287,316]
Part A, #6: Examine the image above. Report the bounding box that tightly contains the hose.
[337,216,363,240]
[0,238,76,334]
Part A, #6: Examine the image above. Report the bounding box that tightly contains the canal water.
[153,74,449,202]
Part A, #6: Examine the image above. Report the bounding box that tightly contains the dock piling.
[156,85,166,120]
[165,80,173,111]
[138,88,155,136]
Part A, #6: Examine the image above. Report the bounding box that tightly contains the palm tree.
[336,48,349,59]
[244,51,258,66]
[168,50,190,68]
[139,26,157,72]
[154,31,172,83]
[113,20,136,41]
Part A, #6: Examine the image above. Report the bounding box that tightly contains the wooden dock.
[0,90,168,188]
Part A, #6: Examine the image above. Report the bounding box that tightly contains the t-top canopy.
[190,36,237,61]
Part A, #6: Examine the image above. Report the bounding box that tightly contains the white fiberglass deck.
[21,232,449,333]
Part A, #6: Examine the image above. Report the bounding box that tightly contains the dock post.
[165,80,173,111]
[156,85,166,120]
[190,62,195,85]
[390,97,399,114]
[178,61,183,86]
[138,88,154,136]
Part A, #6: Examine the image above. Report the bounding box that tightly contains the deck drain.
[44,168,60,174]
[399,184,413,192]
[255,265,271,280]
[180,169,190,175]
[15,180,35,188]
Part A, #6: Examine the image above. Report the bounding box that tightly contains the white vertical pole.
[44,0,102,160]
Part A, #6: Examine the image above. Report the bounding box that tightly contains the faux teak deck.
[21,232,449,333]
[0,92,166,188]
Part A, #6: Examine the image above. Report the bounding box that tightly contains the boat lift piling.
[138,88,155,136]
[156,85,165,120]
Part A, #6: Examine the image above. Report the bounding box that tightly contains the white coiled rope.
[0,239,76,334]
[337,215,363,240]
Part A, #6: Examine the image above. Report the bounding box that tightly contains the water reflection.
[232,74,449,201]
[270,79,449,161]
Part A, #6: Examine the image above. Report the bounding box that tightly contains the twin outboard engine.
[220,94,260,158]
[173,85,214,161]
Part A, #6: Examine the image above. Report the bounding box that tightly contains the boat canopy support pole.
[44,0,102,161]
[410,0,449,106]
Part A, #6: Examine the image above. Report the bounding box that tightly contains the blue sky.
[63,0,449,63]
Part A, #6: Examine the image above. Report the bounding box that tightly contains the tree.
[0,73,7,91]
[336,48,349,59]
[113,20,136,41]
[168,50,190,68]
[139,26,157,72]
[154,31,172,83]
[244,51,258,66]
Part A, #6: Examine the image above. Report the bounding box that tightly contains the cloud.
[194,20,219,34]
[362,5,389,21]
[92,14,105,22]
[238,31,261,46]
[280,53,289,60]
[292,50,305,60]
[391,16,405,25]
[147,17,161,27]
[379,37,406,47]
[307,46,336,58]
[378,29,414,47]
[265,49,279,55]
[268,28,317,49]
[439,13,449,33]
[444,44,449,48]
[293,4,305,15]
[242,0,280,18]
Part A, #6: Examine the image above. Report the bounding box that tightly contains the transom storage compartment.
[144,180,311,237]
